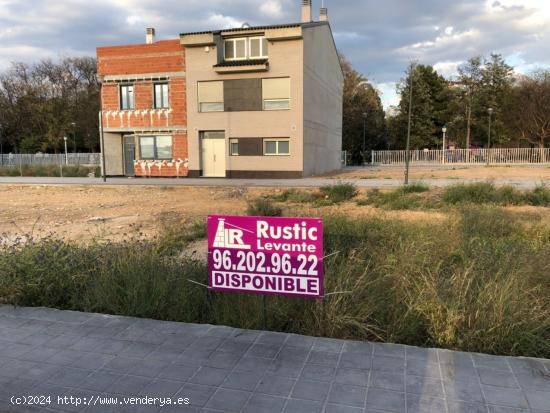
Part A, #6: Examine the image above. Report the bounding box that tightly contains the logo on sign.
[212,218,252,250]
[207,215,324,299]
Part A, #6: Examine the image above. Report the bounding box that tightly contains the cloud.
[0,0,548,109]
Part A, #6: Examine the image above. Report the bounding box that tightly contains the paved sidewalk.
[0,306,548,413]
[0,176,542,189]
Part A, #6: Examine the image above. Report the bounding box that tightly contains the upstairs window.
[225,38,247,60]
[120,85,134,110]
[249,37,268,58]
[224,37,268,61]
[198,81,224,112]
[262,78,290,110]
[154,83,169,109]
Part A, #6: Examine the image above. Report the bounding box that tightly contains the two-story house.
[97,0,343,178]
[97,30,188,177]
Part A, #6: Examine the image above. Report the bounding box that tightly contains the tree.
[389,64,451,149]
[457,56,483,150]
[456,54,514,148]
[340,53,386,164]
[507,70,550,152]
[0,57,99,153]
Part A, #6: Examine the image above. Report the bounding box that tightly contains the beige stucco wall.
[185,36,304,173]
[302,24,344,176]
[101,132,123,176]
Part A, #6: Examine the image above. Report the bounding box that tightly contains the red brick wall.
[134,133,189,177]
[100,79,186,130]
[97,40,185,76]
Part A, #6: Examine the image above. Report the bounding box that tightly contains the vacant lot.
[1,183,549,357]
[329,164,550,181]
[1,182,549,243]
[0,185,442,242]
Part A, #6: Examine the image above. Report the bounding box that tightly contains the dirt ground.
[1,168,548,243]
[328,165,550,181]
[0,185,452,242]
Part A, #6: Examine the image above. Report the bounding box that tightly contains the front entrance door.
[123,135,135,177]
[201,131,226,177]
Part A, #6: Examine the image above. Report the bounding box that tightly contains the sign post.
[207,215,324,299]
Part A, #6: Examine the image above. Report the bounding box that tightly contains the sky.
[0,0,549,108]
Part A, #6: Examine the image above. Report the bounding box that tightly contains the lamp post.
[404,61,415,185]
[441,126,447,164]
[487,108,493,165]
[362,112,367,165]
[63,136,68,165]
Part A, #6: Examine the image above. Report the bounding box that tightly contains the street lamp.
[487,108,494,165]
[63,136,68,165]
[362,112,367,165]
[441,126,447,164]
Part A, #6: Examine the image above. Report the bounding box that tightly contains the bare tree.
[508,70,550,159]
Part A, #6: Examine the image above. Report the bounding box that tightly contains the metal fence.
[0,153,101,167]
[371,148,550,165]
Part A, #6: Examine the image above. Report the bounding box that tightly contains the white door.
[201,132,226,177]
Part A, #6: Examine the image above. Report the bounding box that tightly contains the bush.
[525,184,550,206]
[443,182,497,205]
[443,182,548,207]
[319,183,358,204]
[358,185,434,210]
[401,182,429,194]
[270,189,320,203]
[247,198,283,217]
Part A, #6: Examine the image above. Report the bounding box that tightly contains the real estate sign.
[207,215,324,299]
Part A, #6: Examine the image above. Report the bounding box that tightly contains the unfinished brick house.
[97,0,343,178]
[97,29,188,177]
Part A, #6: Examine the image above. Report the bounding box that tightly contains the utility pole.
[404,62,415,185]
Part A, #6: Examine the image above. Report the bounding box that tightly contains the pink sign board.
[207,215,324,299]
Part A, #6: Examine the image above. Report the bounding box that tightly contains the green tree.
[340,53,386,164]
[455,54,514,148]
[389,64,451,149]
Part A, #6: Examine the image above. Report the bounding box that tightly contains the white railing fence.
[0,153,101,167]
[371,148,550,165]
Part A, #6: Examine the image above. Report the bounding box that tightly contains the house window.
[230,139,239,156]
[224,37,268,61]
[139,136,172,160]
[262,78,290,110]
[120,85,134,110]
[264,139,290,156]
[154,83,169,109]
[198,81,224,112]
[249,37,268,58]
[225,38,247,60]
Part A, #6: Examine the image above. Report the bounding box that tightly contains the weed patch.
[247,198,283,217]
[319,183,358,204]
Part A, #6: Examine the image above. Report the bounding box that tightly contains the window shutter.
[198,81,223,103]
[262,78,290,100]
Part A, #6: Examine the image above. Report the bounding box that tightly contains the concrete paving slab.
[0,306,549,413]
